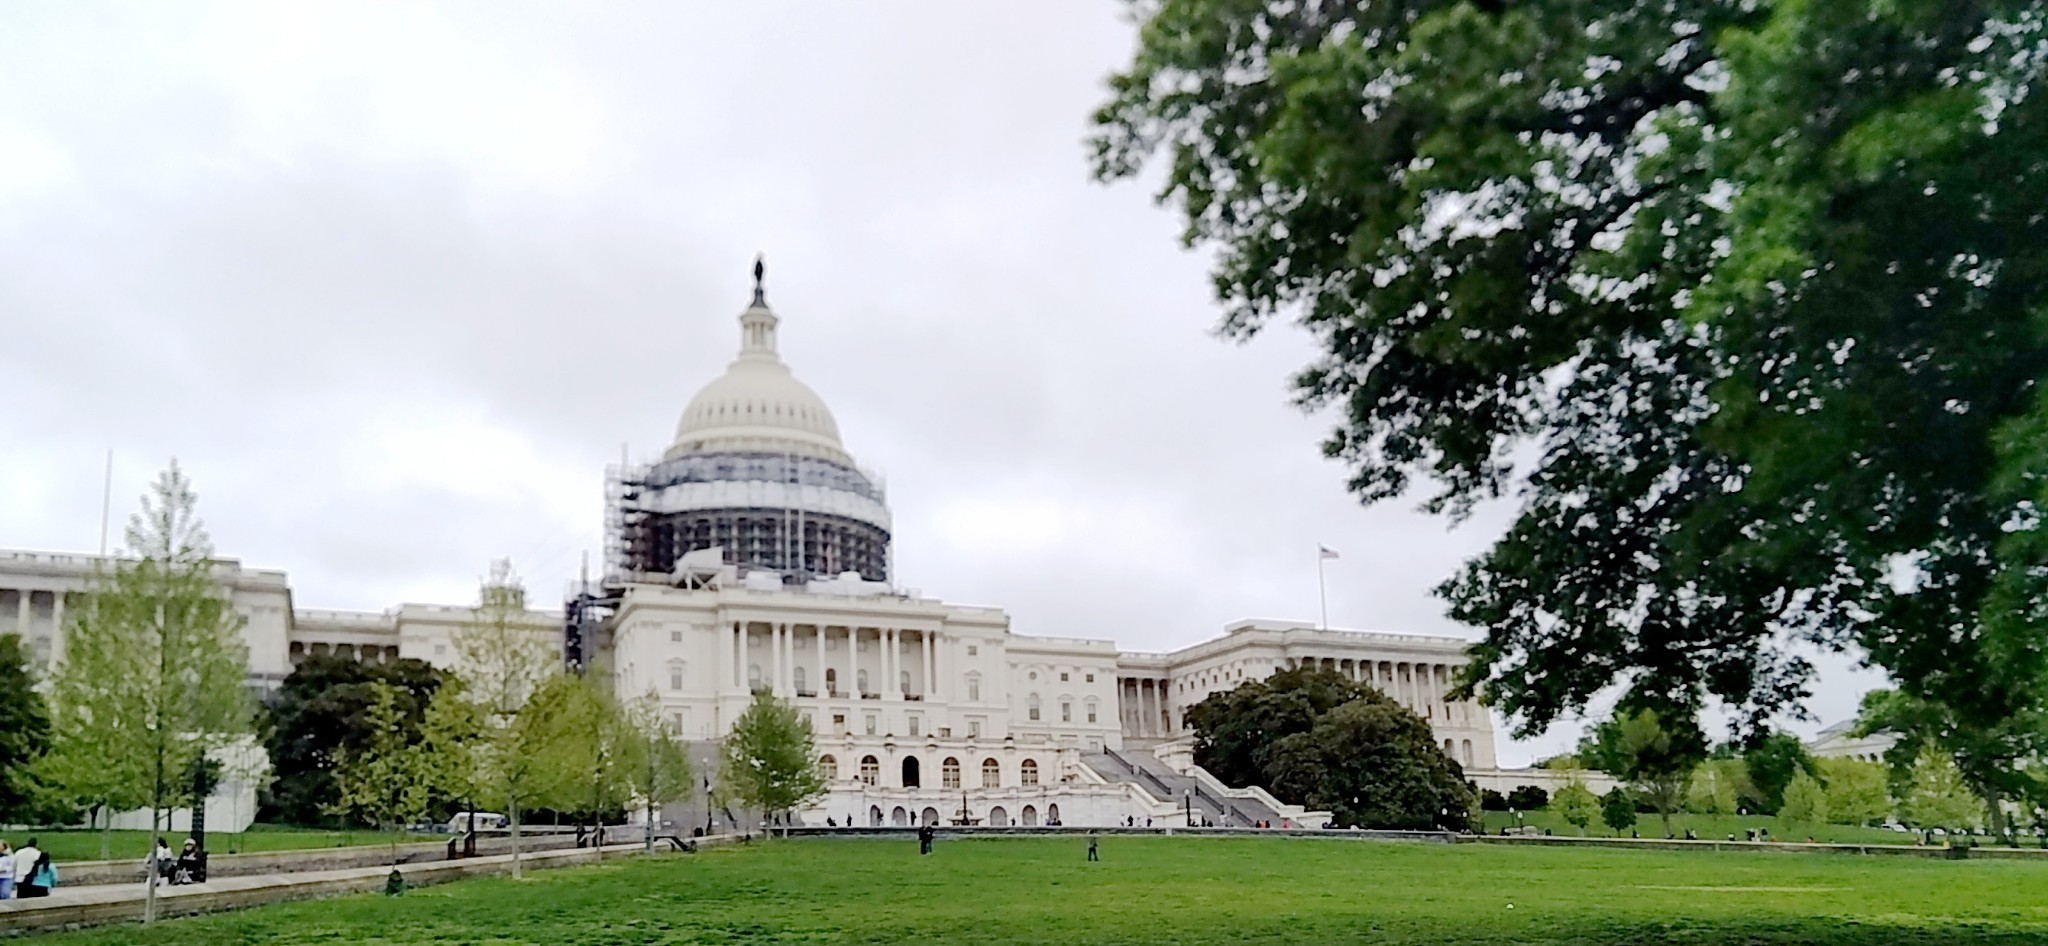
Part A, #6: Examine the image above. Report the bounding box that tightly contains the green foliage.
[1505,786,1549,811]
[0,633,51,822]
[1580,709,1705,835]
[1184,667,1369,790]
[721,689,825,827]
[1553,781,1597,835]
[260,653,449,825]
[449,559,560,877]
[1684,760,1744,816]
[527,674,633,831]
[328,682,436,854]
[620,691,694,852]
[1092,0,2048,769]
[1266,695,1475,831]
[1819,758,1892,827]
[1854,688,2037,834]
[1741,732,1820,815]
[1899,746,1982,830]
[1779,772,1829,826]
[419,682,485,817]
[1480,789,1508,812]
[1600,789,1638,836]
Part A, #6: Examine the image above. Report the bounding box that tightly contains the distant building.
[1808,720,1897,763]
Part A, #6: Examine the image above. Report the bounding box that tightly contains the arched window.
[819,754,838,779]
[869,805,883,827]
[857,669,870,694]
[748,664,763,690]
[1020,759,1039,786]
[1461,740,1475,766]
[921,806,940,827]
[942,757,961,790]
[1028,693,1041,721]
[981,758,1001,788]
[794,666,807,693]
[1022,805,1038,826]
[967,673,981,702]
[902,756,921,787]
[860,755,880,786]
[1443,739,1455,756]
[825,668,838,694]
[891,806,908,826]
[1047,803,1061,824]
[988,806,1009,827]
[669,661,685,690]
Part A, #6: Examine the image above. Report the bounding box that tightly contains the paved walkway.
[0,837,727,934]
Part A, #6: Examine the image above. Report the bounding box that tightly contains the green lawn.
[28,836,2048,944]
[11,824,441,864]
[1478,809,2010,846]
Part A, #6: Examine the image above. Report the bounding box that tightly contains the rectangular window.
[968,720,981,738]
[832,713,846,734]
[968,679,981,702]
[967,645,978,656]
[1085,673,1094,683]
[1086,705,1097,723]
[865,715,877,735]
[939,727,952,738]
[670,668,684,690]
[671,713,683,733]
[1060,672,1069,682]
[908,716,920,737]
[670,629,682,642]
[1061,702,1071,722]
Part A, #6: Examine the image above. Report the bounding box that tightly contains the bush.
[1480,789,1509,811]
[1601,788,1638,835]
[1506,785,1549,811]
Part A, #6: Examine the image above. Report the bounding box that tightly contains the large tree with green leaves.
[1578,709,1706,836]
[0,634,51,824]
[1266,692,1475,830]
[1091,0,2048,755]
[1854,686,2041,834]
[528,673,634,858]
[1183,667,1371,789]
[44,462,254,922]
[720,689,826,834]
[261,653,449,825]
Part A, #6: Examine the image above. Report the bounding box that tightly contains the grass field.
[1477,810,1944,845]
[8,825,441,864]
[26,836,2048,945]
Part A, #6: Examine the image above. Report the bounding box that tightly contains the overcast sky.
[0,1,1884,764]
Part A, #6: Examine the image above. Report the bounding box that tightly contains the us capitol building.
[1,265,1561,830]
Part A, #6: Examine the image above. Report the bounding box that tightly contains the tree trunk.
[98,805,112,861]
[510,802,523,880]
[1983,787,2007,839]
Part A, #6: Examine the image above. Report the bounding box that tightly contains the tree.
[1580,709,1705,837]
[36,607,149,858]
[1684,760,1743,816]
[1479,789,1508,812]
[420,682,485,836]
[620,691,694,853]
[1505,786,1549,811]
[1899,746,1982,832]
[260,654,448,825]
[1741,732,1820,815]
[1600,788,1638,837]
[0,634,51,824]
[1779,771,1829,826]
[450,559,559,879]
[1554,781,1597,836]
[1853,687,2041,836]
[720,689,826,834]
[1092,0,2048,767]
[327,681,435,862]
[1819,758,1891,827]
[43,463,254,923]
[527,673,634,859]
[1184,667,1367,789]
[1265,695,1475,831]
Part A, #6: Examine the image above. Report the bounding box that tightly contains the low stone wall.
[786,825,1457,843]
[0,835,736,935]
[1466,833,2048,859]
[53,832,587,887]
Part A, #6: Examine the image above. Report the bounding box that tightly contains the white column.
[735,623,747,689]
[716,617,731,695]
[847,627,860,695]
[14,591,27,637]
[817,625,826,695]
[783,623,795,694]
[48,592,65,671]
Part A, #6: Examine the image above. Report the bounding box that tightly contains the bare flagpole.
[1318,548,1329,631]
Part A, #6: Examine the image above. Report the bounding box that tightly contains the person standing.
[917,822,935,856]
[1087,830,1099,862]
[14,838,49,898]
[0,839,14,899]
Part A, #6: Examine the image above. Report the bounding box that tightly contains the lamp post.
[1184,789,1193,828]
[702,760,713,836]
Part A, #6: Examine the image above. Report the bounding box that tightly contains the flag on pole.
[1319,546,1340,560]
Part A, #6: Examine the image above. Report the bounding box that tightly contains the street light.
[701,759,713,836]
[1184,789,1193,828]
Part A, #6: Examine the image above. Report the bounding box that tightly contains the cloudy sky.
[0,1,1882,763]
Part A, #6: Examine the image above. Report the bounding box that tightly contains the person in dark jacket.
[917,822,936,855]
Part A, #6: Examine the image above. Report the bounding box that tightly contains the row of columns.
[1290,656,1474,726]
[722,622,939,700]
[1119,677,1171,737]
[4,589,66,669]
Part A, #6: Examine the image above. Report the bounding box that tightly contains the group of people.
[0,838,57,899]
[148,837,206,886]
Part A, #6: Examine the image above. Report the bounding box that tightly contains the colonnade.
[1289,655,1474,725]
[1,588,67,669]
[1117,676,1172,737]
[722,621,940,701]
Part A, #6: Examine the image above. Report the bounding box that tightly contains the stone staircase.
[1080,746,1282,827]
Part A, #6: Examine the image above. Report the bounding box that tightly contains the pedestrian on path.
[15,839,51,899]
[1087,830,1099,862]
[0,839,15,899]
[917,822,935,856]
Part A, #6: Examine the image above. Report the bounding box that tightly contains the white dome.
[666,296,853,465]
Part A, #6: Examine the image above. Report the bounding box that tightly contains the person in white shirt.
[0,838,15,899]
[13,838,46,898]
